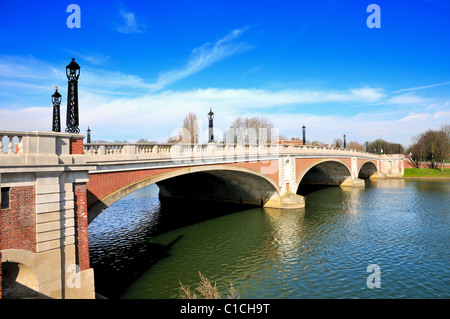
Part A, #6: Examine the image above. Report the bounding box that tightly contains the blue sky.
[0,0,449,146]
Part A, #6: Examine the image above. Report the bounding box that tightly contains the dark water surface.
[88,179,449,299]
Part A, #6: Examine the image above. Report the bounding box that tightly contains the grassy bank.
[403,168,450,179]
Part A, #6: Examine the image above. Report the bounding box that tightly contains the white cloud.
[149,26,253,91]
[349,87,385,102]
[388,94,425,105]
[114,9,145,34]
[2,85,449,146]
[393,81,450,93]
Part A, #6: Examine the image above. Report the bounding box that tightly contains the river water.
[88,179,449,299]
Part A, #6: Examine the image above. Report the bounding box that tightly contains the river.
[88,179,449,299]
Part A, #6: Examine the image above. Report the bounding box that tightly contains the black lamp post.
[86,126,91,143]
[51,86,62,132]
[365,141,369,152]
[208,107,214,143]
[343,134,346,149]
[65,58,81,133]
[302,125,306,145]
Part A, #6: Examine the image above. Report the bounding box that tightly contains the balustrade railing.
[0,132,24,155]
[82,141,381,160]
[0,130,402,166]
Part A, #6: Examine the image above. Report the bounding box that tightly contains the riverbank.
[402,168,450,180]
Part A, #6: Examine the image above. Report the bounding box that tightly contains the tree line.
[407,124,450,171]
[126,111,449,170]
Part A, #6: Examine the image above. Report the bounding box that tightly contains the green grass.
[403,168,450,178]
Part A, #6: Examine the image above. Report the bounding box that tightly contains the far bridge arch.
[294,159,353,195]
[88,165,281,224]
[358,161,378,179]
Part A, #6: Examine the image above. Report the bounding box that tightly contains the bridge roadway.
[0,131,405,299]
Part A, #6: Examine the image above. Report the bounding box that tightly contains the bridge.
[0,130,404,298]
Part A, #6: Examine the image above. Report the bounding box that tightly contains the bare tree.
[179,112,199,144]
[433,130,450,171]
[410,133,426,169]
[227,116,274,144]
[347,141,365,151]
[409,128,449,171]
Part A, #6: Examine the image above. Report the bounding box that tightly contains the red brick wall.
[87,167,179,208]
[0,186,36,252]
[0,185,36,299]
[295,157,354,181]
[74,183,90,271]
[70,139,84,155]
[87,160,280,208]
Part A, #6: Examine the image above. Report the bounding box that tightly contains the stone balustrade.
[0,130,84,165]
[82,141,383,162]
[0,130,404,166]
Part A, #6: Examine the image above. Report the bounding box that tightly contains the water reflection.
[89,180,450,299]
[263,208,306,267]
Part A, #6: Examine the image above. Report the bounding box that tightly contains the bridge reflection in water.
[90,179,450,299]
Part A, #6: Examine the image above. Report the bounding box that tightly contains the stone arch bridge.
[0,131,404,298]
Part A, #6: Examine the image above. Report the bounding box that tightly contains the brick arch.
[87,164,280,224]
[358,160,378,178]
[292,158,352,193]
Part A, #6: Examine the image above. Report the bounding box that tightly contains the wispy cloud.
[149,26,253,91]
[64,50,110,66]
[113,9,146,34]
[393,81,450,93]
[388,94,425,105]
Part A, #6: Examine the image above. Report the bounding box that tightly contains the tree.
[179,112,199,144]
[409,133,427,168]
[136,138,157,143]
[347,141,365,152]
[226,116,275,144]
[334,139,343,148]
[421,129,449,171]
[433,130,450,171]
[367,139,404,154]
[408,127,449,171]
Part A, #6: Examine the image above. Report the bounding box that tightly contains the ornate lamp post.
[86,126,91,143]
[343,134,346,149]
[51,86,62,132]
[208,107,214,143]
[65,58,81,133]
[302,125,306,145]
[365,141,369,152]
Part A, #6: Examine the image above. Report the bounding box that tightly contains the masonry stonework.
[74,183,90,271]
[0,186,36,252]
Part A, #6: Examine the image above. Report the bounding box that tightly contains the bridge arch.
[358,161,378,179]
[88,165,281,223]
[293,159,352,194]
[1,249,40,299]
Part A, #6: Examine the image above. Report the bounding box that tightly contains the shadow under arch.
[1,249,47,299]
[294,159,352,196]
[88,165,281,224]
[358,161,378,179]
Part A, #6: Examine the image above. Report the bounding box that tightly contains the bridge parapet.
[0,130,84,165]
[82,141,385,164]
[1,130,405,177]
